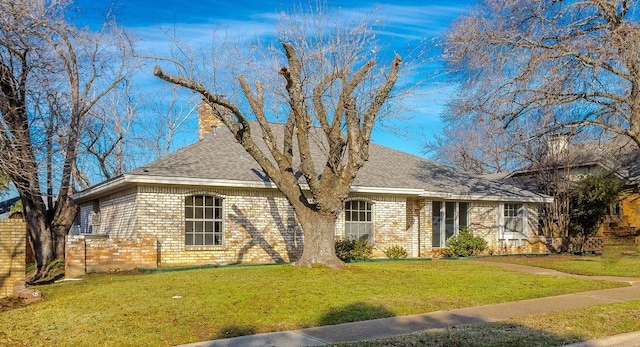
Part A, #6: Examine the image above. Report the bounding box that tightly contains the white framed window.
[500,203,527,239]
[344,200,374,244]
[432,201,470,247]
[185,195,224,246]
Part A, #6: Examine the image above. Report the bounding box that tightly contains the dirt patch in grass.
[0,296,28,313]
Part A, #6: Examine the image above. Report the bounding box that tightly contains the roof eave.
[420,190,553,204]
[71,176,129,203]
[126,175,427,196]
[73,174,552,204]
[124,174,279,189]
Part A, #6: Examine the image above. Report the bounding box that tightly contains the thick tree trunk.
[51,196,78,259]
[19,188,55,280]
[293,210,344,269]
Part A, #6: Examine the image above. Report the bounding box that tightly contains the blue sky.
[73,0,476,157]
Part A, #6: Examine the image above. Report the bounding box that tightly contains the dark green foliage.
[444,228,488,257]
[335,238,373,262]
[384,245,408,259]
[569,173,624,237]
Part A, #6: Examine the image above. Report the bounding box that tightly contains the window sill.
[77,234,109,239]
[185,245,226,251]
[500,232,527,240]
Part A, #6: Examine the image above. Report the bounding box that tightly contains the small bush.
[384,245,408,259]
[335,238,373,262]
[335,239,355,261]
[444,228,487,257]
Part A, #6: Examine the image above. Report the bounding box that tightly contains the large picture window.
[344,200,374,244]
[432,201,469,247]
[185,195,224,246]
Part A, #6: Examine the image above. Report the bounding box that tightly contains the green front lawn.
[481,238,640,277]
[0,261,624,346]
[336,298,640,347]
[335,238,640,347]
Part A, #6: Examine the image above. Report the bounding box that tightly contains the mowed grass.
[0,261,625,347]
[336,238,640,347]
[481,237,640,277]
[337,298,640,347]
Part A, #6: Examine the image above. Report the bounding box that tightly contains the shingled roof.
[501,137,640,185]
[73,122,550,203]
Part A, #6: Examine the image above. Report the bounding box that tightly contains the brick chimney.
[547,133,569,157]
[198,101,226,140]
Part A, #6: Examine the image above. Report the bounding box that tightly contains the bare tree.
[78,81,195,185]
[507,134,576,241]
[154,7,402,268]
[79,82,138,185]
[445,0,640,148]
[133,86,198,161]
[0,0,132,281]
[427,114,528,174]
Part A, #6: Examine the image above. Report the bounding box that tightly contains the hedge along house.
[67,104,552,276]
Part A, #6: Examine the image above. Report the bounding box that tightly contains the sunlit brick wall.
[135,185,303,266]
[0,219,26,298]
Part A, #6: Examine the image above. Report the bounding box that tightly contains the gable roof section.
[502,139,639,184]
[73,123,551,203]
[620,149,640,182]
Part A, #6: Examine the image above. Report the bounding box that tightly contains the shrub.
[444,228,487,257]
[384,245,408,259]
[335,238,373,262]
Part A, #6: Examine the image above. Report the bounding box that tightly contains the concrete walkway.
[177,261,640,347]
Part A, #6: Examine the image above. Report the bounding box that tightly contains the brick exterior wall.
[420,201,546,257]
[406,198,427,257]
[468,201,499,244]
[0,218,26,298]
[335,195,408,258]
[65,234,158,278]
[68,183,551,274]
[599,191,640,236]
[133,185,303,266]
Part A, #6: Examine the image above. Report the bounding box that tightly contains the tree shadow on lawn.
[319,302,396,326]
[212,302,393,340]
[211,303,586,346]
[214,324,257,339]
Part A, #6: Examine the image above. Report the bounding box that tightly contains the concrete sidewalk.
[177,261,640,347]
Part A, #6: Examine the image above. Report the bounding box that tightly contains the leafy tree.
[569,173,624,237]
[445,0,640,148]
[154,7,403,268]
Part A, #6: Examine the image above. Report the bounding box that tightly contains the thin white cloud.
[108,0,474,157]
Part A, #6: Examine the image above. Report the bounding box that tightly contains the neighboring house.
[67,105,552,275]
[0,196,20,219]
[500,139,640,237]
